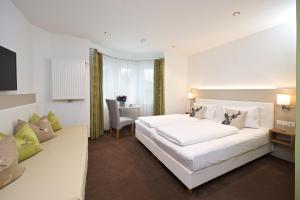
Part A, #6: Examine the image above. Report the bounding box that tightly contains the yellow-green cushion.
[47,112,62,132]
[14,124,43,162]
[0,133,5,141]
[30,113,41,124]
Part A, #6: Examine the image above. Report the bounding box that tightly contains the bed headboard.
[195,99,274,128]
[0,94,37,135]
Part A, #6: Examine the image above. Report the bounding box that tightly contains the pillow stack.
[190,105,207,119]
[30,112,62,132]
[191,103,217,119]
[47,112,63,132]
[191,103,260,129]
[14,124,43,162]
[17,119,55,143]
[221,108,248,129]
[0,111,63,189]
[222,106,260,129]
[0,134,25,189]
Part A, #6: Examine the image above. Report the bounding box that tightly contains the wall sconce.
[187,92,194,100]
[277,94,291,111]
[187,92,194,112]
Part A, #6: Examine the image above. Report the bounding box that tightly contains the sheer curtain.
[103,55,154,129]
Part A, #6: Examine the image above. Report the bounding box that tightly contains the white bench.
[0,125,88,200]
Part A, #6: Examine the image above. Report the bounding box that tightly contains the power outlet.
[276,120,285,126]
[276,120,296,128]
[287,121,295,128]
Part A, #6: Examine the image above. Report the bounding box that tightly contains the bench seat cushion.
[0,125,88,200]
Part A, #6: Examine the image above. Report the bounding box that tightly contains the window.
[103,55,154,117]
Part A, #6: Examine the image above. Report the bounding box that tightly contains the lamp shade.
[187,92,194,99]
[277,94,291,105]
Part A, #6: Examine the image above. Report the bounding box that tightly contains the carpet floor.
[85,131,294,200]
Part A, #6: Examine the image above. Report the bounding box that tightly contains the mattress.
[135,120,270,172]
[138,114,197,128]
[136,120,157,140]
[156,120,238,146]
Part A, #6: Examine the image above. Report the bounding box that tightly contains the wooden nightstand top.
[269,128,295,136]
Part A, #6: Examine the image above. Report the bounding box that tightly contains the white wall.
[32,26,91,130]
[90,42,161,61]
[164,52,189,114]
[188,22,296,89]
[4,0,295,133]
[0,0,34,94]
[31,31,160,132]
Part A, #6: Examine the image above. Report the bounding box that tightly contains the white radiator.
[51,59,86,100]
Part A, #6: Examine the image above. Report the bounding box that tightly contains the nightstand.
[269,128,295,147]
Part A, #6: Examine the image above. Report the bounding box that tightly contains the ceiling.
[12,0,295,56]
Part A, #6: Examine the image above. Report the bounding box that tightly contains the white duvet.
[138,114,198,128]
[156,120,238,146]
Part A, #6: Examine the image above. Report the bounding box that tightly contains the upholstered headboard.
[195,99,274,128]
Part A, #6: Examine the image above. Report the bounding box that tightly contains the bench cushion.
[0,125,88,200]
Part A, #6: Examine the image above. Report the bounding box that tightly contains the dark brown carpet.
[85,130,294,200]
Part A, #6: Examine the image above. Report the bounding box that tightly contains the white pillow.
[224,106,260,129]
[193,103,217,119]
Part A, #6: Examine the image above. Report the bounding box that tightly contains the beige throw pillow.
[190,105,207,119]
[0,136,25,189]
[17,118,55,143]
[222,108,248,129]
[34,117,56,141]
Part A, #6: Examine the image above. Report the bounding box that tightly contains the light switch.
[276,120,285,126]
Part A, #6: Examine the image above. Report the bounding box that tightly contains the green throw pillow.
[47,112,62,132]
[30,113,41,124]
[14,124,43,162]
[0,133,5,141]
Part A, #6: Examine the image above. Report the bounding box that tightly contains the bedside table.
[269,128,295,147]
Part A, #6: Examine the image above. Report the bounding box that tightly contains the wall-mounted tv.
[0,45,17,90]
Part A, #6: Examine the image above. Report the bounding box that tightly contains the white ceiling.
[12,0,295,56]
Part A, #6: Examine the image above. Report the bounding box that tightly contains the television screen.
[0,46,17,90]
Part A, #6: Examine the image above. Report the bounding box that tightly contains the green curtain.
[153,58,165,115]
[295,0,300,199]
[90,49,104,139]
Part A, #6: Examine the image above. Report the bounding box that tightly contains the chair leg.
[116,129,120,140]
[131,124,134,135]
[109,128,112,136]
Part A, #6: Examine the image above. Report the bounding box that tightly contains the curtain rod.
[103,53,158,62]
[91,48,162,62]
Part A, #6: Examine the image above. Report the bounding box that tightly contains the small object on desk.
[269,128,295,147]
[116,95,127,107]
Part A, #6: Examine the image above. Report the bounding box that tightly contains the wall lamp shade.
[277,94,291,111]
[187,92,194,99]
[277,94,291,105]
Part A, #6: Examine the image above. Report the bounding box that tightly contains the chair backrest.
[106,99,120,129]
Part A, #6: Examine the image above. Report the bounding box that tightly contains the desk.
[119,106,140,120]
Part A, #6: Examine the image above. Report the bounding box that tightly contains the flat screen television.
[0,45,17,90]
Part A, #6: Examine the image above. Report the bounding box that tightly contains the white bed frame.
[135,99,274,190]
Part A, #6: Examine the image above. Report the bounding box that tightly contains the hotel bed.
[135,99,274,190]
